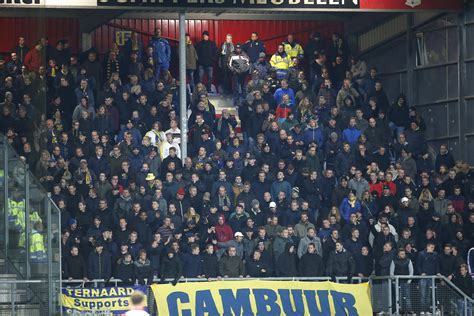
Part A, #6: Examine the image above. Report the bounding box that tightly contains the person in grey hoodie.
[348,169,369,199]
[272,227,293,260]
[297,227,323,258]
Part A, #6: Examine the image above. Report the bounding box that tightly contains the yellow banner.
[61,286,147,314]
[151,280,372,316]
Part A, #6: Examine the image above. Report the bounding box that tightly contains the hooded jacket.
[215,215,234,243]
[275,243,297,277]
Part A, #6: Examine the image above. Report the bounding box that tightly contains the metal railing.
[0,279,46,316]
[0,135,62,315]
[62,275,473,316]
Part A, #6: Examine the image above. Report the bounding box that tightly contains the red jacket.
[275,103,292,121]
[369,181,383,197]
[215,215,233,243]
[24,49,42,72]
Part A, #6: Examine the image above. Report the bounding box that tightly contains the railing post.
[46,194,53,315]
[25,168,30,279]
[4,135,9,263]
[464,296,467,316]
[387,277,392,314]
[431,276,436,315]
[179,11,188,164]
[394,277,400,315]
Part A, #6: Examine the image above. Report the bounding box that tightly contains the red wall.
[0,17,80,56]
[92,18,344,54]
[0,17,343,61]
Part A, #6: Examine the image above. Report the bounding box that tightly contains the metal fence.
[0,136,62,315]
[62,275,473,316]
[0,279,48,316]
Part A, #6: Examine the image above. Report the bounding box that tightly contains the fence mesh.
[0,282,48,316]
[371,277,473,315]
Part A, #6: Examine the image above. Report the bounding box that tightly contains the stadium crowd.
[0,29,473,301]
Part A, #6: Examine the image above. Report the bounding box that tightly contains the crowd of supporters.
[0,30,473,300]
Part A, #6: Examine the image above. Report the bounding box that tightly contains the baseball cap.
[401,197,409,203]
[269,201,277,208]
[234,232,244,237]
[259,52,266,58]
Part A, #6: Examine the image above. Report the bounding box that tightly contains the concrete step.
[0,288,27,303]
[0,274,18,280]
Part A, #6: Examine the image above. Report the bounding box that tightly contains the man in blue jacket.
[149,28,171,81]
[303,117,324,147]
[273,79,295,106]
[182,243,203,278]
[243,32,266,63]
[342,117,362,145]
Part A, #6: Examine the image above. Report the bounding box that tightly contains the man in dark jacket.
[115,253,135,285]
[389,248,414,314]
[388,94,409,139]
[160,251,183,285]
[243,32,266,63]
[182,244,203,278]
[276,243,298,277]
[417,242,440,313]
[377,241,396,276]
[134,249,154,285]
[201,244,219,278]
[87,242,112,283]
[245,250,272,277]
[12,36,29,63]
[439,244,457,279]
[196,31,218,91]
[218,246,245,277]
[335,143,353,177]
[453,264,472,305]
[298,243,324,277]
[64,246,88,281]
[326,241,355,282]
